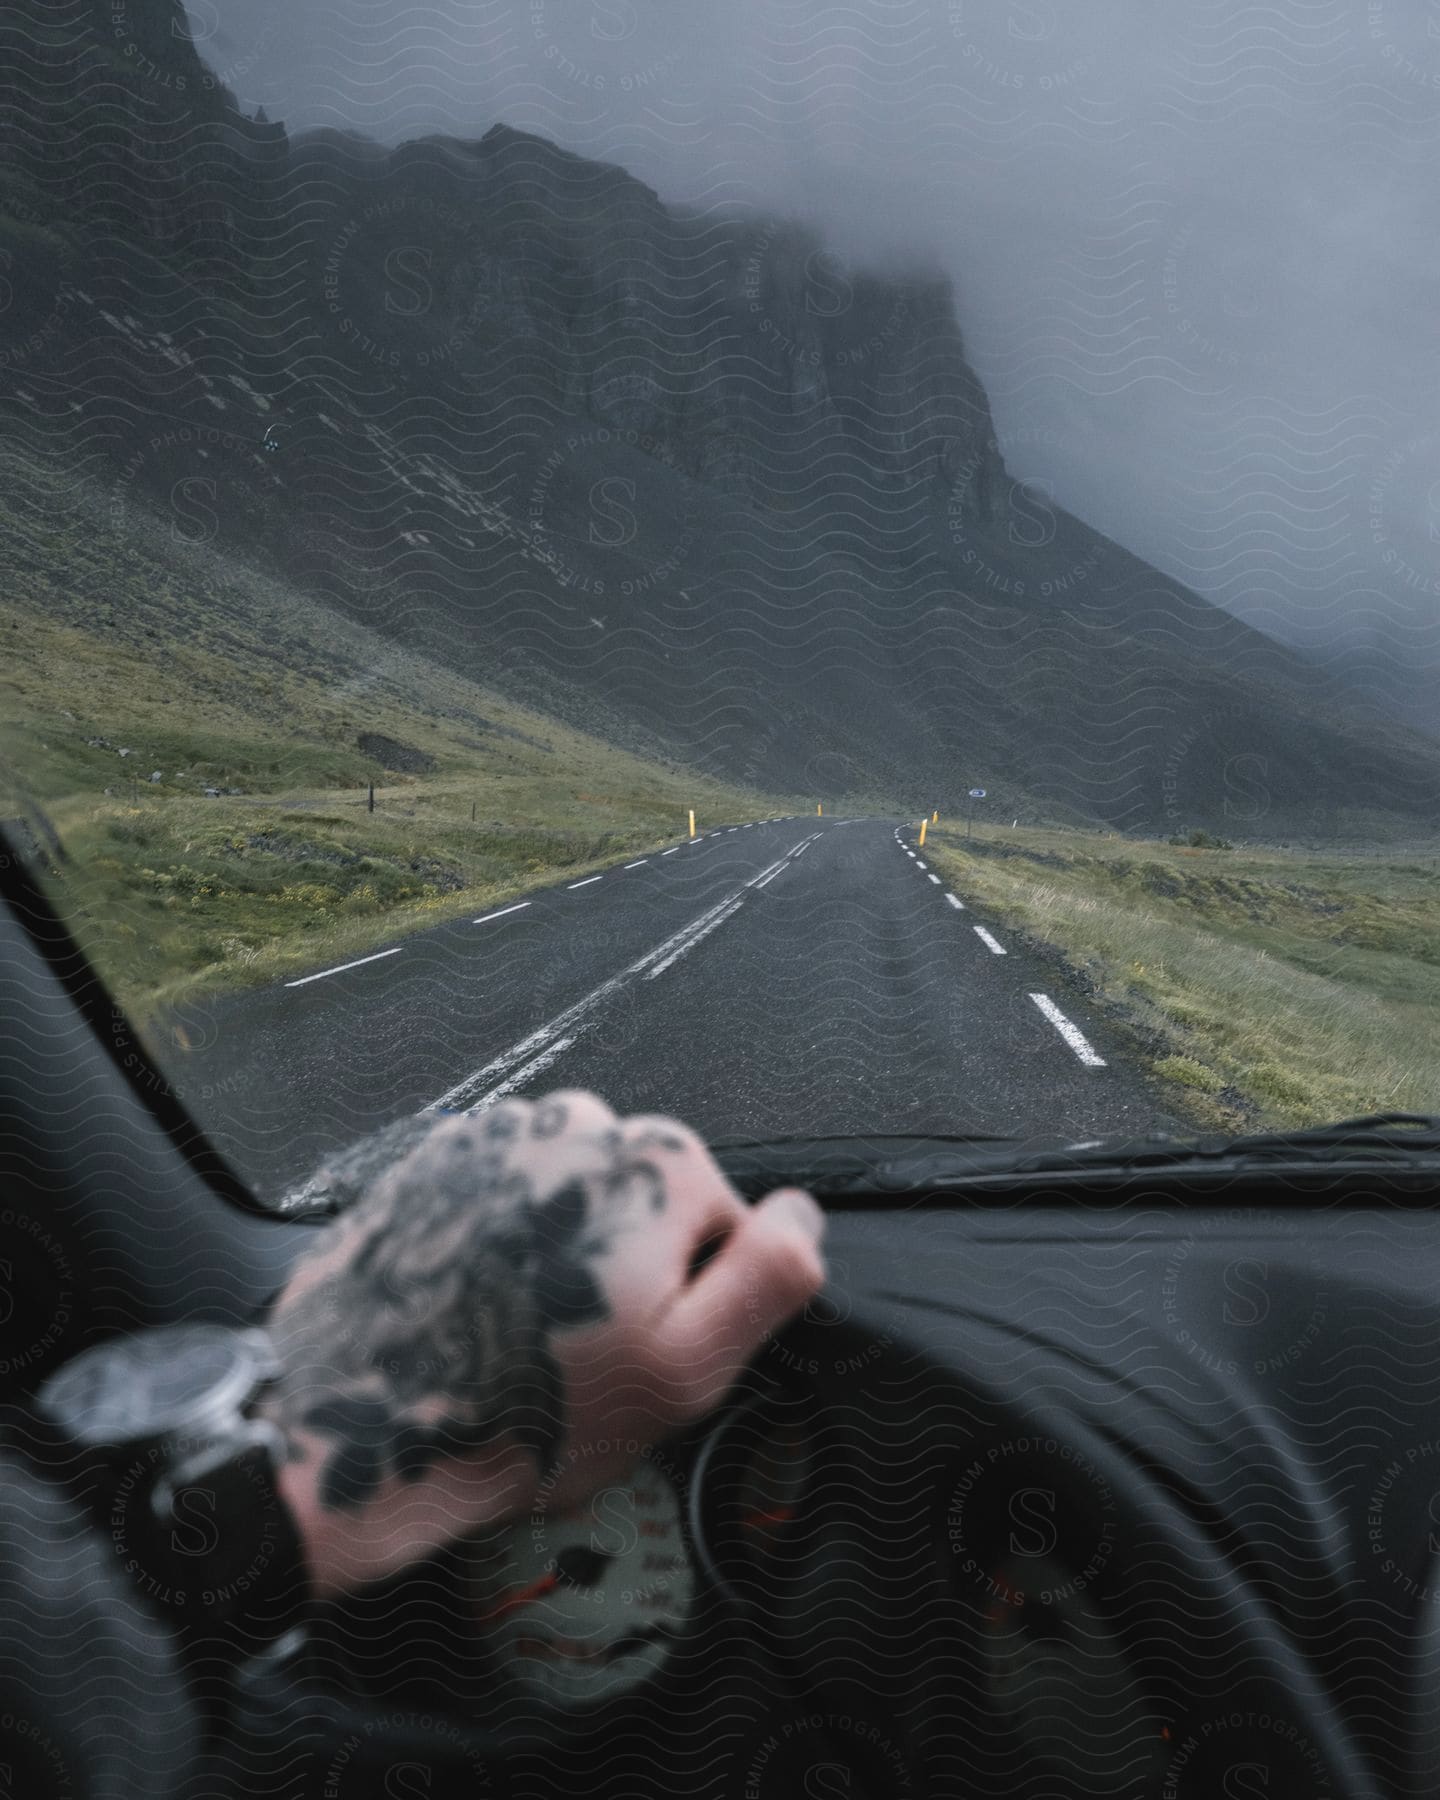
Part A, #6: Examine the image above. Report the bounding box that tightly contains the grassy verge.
[925,822,1440,1129]
[0,465,803,1026]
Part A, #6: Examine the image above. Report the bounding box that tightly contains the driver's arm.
[0,1092,826,1797]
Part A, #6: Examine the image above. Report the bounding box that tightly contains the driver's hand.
[260,1092,826,1596]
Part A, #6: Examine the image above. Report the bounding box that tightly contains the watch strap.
[153,1419,312,1654]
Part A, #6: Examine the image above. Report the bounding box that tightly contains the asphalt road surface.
[167,816,1184,1206]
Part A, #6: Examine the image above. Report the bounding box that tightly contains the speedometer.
[461,1457,694,1714]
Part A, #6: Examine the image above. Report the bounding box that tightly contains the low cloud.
[201,0,1440,723]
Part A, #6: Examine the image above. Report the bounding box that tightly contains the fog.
[194,0,1440,723]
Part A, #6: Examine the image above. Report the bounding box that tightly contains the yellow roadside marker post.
[932,810,938,823]
[817,803,823,816]
[689,809,696,839]
[919,818,927,848]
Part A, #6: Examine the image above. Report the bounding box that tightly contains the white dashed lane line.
[1030,994,1107,1067]
[285,947,401,988]
[903,852,1105,1069]
[473,902,531,926]
[294,817,780,990]
[927,873,941,885]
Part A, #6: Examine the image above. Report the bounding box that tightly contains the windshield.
[2,1,1438,1206]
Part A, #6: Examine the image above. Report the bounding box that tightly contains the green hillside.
[0,442,805,1024]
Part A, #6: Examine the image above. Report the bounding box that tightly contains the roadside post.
[368,782,375,814]
[967,788,986,841]
[919,818,927,848]
[689,809,696,839]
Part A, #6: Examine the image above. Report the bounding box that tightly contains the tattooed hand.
[260,1091,827,1597]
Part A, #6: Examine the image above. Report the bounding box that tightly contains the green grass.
[925,822,1440,1129]
[0,450,805,1026]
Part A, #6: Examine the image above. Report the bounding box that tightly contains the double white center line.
[643,893,746,979]
[429,831,823,1113]
[749,854,789,891]
[428,891,746,1114]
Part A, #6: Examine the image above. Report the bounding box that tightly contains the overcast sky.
[195,0,1440,710]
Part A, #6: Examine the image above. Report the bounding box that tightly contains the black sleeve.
[0,1447,200,1800]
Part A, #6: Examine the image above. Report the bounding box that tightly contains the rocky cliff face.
[0,0,287,275]
[1,0,1008,531]
[281,119,1012,538]
[3,0,1437,834]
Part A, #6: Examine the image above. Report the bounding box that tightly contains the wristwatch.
[35,1322,311,1658]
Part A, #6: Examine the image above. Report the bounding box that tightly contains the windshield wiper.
[713,1132,1039,1198]
[1044,1108,1440,1166]
[713,1116,1440,1199]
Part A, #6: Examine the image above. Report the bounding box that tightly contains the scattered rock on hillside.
[241,832,360,867]
[357,732,436,774]
[407,856,465,893]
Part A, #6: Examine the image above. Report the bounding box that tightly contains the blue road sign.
[968,788,986,798]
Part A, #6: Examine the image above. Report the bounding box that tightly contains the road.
[168,816,1182,1205]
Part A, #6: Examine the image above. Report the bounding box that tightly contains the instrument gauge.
[463,1457,693,1713]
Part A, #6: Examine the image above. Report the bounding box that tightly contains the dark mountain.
[3,0,1438,835]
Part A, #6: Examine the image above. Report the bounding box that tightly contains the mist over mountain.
[3,0,1439,837]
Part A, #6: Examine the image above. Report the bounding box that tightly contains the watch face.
[39,1325,265,1447]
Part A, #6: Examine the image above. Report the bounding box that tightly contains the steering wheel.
[222,1305,1379,1799]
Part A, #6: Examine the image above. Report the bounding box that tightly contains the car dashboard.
[227,1196,1440,1800]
